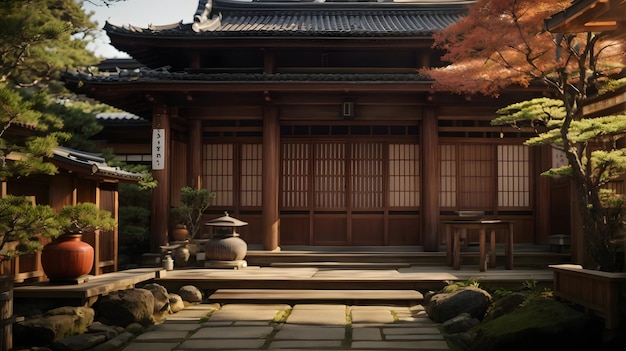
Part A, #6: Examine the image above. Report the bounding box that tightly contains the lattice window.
[240,144,262,206]
[389,144,420,207]
[314,143,345,208]
[282,143,309,208]
[203,144,233,206]
[440,144,457,207]
[498,145,530,207]
[351,142,384,208]
[459,144,494,209]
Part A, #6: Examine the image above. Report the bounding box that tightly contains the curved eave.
[63,71,438,117]
[50,147,143,183]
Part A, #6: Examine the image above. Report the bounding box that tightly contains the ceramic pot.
[41,234,94,282]
[205,234,247,261]
[171,224,189,241]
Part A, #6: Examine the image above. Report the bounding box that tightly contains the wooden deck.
[13,268,164,306]
[12,246,567,306]
[155,265,553,295]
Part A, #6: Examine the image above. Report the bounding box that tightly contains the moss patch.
[468,297,603,351]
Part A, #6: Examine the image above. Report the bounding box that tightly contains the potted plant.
[170,187,215,265]
[41,203,116,283]
[0,196,61,262]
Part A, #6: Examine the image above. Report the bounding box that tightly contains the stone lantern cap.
[205,212,248,227]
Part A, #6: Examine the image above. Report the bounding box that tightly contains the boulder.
[442,312,480,334]
[93,288,155,327]
[468,298,602,351]
[14,306,95,346]
[483,292,527,322]
[178,285,203,303]
[169,293,185,313]
[88,331,136,351]
[142,283,170,313]
[50,332,107,351]
[425,286,492,323]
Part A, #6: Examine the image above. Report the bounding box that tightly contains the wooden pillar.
[262,104,280,251]
[188,119,203,188]
[421,107,440,251]
[151,105,171,252]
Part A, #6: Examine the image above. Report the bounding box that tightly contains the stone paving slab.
[190,325,274,339]
[351,340,450,350]
[134,330,189,341]
[350,309,395,324]
[178,338,267,350]
[287,304,347,325]
[352,327,383,341]
[268,340,344,349]
[208,305,284,322]
[121,342,180,351]
[152,322,202,332]
[273,325,346,340]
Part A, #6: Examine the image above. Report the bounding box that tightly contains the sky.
[82,0,199,58]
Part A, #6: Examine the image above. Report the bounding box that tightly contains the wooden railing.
[550,264,626,330]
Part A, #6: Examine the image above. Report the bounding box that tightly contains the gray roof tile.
[104,0,471,37]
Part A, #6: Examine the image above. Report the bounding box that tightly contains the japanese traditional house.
[64,0,562,254]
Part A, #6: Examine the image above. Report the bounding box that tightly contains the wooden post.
[421,107,440,251]
[151,105,171,252]
[188,119,203,189]
[0,278,14,351]
[262,104,280,251]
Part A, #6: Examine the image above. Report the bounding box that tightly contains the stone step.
[207,289,424,305]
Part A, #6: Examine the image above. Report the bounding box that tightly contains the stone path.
[122,303,449,350]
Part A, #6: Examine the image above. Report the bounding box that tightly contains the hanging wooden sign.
[152,128,165,170]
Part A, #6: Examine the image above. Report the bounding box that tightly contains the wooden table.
[443,220,514,272]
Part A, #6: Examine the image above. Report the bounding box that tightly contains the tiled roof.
[65,69,430,83]
[104,0,472,37]
[52,147,143,182]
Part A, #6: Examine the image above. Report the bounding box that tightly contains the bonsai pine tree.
[171,187,216,240]
[0,196,60,262]
[421,0,626,271]
[57,203,116,234]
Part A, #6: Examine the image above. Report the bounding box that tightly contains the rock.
[468,298,602,351]
[14,307,95,346]
[87,331,136,351]
[125,323,145,336]
[425,286,492,323]
[445,331,477,350]
[168,293,185,313]
[483,292,527,322]
[50,332,107,351]
[142,283,170,313]
[178,285,203,303]
[87,322,119,339]
[93,288,155,327]
[442,312,480,334]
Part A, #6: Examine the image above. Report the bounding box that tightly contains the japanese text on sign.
[152,128,165,170]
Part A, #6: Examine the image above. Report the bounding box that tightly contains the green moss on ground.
[467,297,603,351]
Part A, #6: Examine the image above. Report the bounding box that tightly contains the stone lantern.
[204,212,248,269]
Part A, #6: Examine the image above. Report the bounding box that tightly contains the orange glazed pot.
[41,234,94,282]
[171,224,190,241]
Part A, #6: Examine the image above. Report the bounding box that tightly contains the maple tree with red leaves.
[422,0,626,271]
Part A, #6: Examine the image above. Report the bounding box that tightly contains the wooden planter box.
[550,264,626,329]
